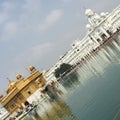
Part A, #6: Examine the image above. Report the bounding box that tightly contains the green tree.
[54,63,72,78]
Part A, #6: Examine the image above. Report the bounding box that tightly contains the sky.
[0,0,120,94]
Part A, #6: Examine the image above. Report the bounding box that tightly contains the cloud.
[0,1,15,25]
[38,9,63,31]
[62,0,73,3]
[0,0,63,42]
[14,42,54,66]
[0,13,8,24]
[0,1,19,41]
[30,43,53,58]
[1,21,18,41]
[46,9,63,24]
[0,0,42,42]
[1,1,15,12]
[22,0,41,13]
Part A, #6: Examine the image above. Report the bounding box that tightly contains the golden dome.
[10,81,16,86]
[16,73,22,79]
[6,80,17,94]
[29,65,35,71]
[0,94,3,98]
[50,80,54,84]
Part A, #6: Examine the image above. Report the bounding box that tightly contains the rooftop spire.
[85,8,101,26]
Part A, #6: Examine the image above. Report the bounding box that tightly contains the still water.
[24,34,120,120]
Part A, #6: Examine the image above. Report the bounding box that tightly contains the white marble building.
[44,4,120,81]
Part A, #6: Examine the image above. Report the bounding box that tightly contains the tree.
[54,63,72,78]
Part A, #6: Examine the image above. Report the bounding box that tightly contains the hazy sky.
[0,0,120,94]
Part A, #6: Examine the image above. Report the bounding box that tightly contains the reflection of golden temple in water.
[46,100,77,120]
[0,66,46,114]
[24,99,77,120]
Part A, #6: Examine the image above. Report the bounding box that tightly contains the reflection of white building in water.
[0,107,9,119]
[45,5,120,81]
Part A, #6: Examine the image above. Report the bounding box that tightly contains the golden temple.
[0,66,46,114]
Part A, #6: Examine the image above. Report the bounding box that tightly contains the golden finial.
[29,65,35,71]
[6,77,12,83]
[16,73,22,80]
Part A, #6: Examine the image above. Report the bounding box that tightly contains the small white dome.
[95,15,100,20]
[86,24,91,29]
[100,12,106,17]
[85,9,94,16]
[105,12,109,15]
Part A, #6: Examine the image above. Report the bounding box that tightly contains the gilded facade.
[0,66,46,114]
